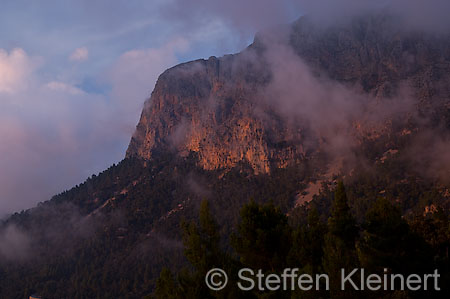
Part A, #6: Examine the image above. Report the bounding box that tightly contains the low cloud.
[390,0,450,33]
[406,131,450,183]
[255,26,450,185]
[0,224,31,261]
[186,174,211,199]
[165,0,450,36]
[296,0,450,33]
[257,35,419,167]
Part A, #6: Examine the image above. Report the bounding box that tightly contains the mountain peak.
[127,14,450,174]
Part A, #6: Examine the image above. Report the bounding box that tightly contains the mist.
[293,0,450,33]
[256,25,448,181]
[0,224,30,261]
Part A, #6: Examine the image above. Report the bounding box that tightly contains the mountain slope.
[1,14,450,298]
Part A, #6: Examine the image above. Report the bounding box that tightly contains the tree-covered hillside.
[0,147,448,298]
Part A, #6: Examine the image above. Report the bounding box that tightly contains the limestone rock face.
[126,14,450,174]
[126,51,307,174]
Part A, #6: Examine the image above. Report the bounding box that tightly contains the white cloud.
[0,48,114,216]
[0,48,38,94]
[46,81,84,95]
[69,47,89,62]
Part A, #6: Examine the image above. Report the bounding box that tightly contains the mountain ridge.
[1,13,450,298]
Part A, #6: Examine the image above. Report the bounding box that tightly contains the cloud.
[0,49,114,216]
[257,35,418,166]
[46,81,84,95]
[161,0,300,45]
[295,0,450,33]
[107,37,189,119]
[0,48,39,94]
[295,0,384,23]
[69,47,89,62]
[261,41,362,157]
[405,131,450,183]
[389,0,450,33]
[0,38,190,217]
[165,0,450,35]
[0,85,116,216]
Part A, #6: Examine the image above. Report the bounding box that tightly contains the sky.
[0,0,302,216]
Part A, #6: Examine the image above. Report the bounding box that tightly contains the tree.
[289,207,326,272]
[182,200,222,273]
[154,268,179,299]
[232,200,292,272]
[323,181,359,298]
[358,198,410,273]
[358,198,435,297]
[289,207,327,299]
[179,200,226,298]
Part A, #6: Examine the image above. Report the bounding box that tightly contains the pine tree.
[358,198,410,273]
[179,200,224,298]
[232,200,292,272]
[358,198,434,297]
[154,268,179,299]
[289,207,327,299]
[289,207,326,272]
[323,181,359,298]
[182,200,222,273]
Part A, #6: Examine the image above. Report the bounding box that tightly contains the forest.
[155,183,449,298]
[0,150,448,298]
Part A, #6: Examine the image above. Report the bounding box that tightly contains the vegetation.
[0,149,448,298]
[156,188,449,299]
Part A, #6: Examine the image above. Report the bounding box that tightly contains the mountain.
[125,46,303,175]
[127,13,450,175]
[1,13,449,298]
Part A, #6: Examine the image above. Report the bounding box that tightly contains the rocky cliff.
[127,13,450,174]
[126,50,306,174]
